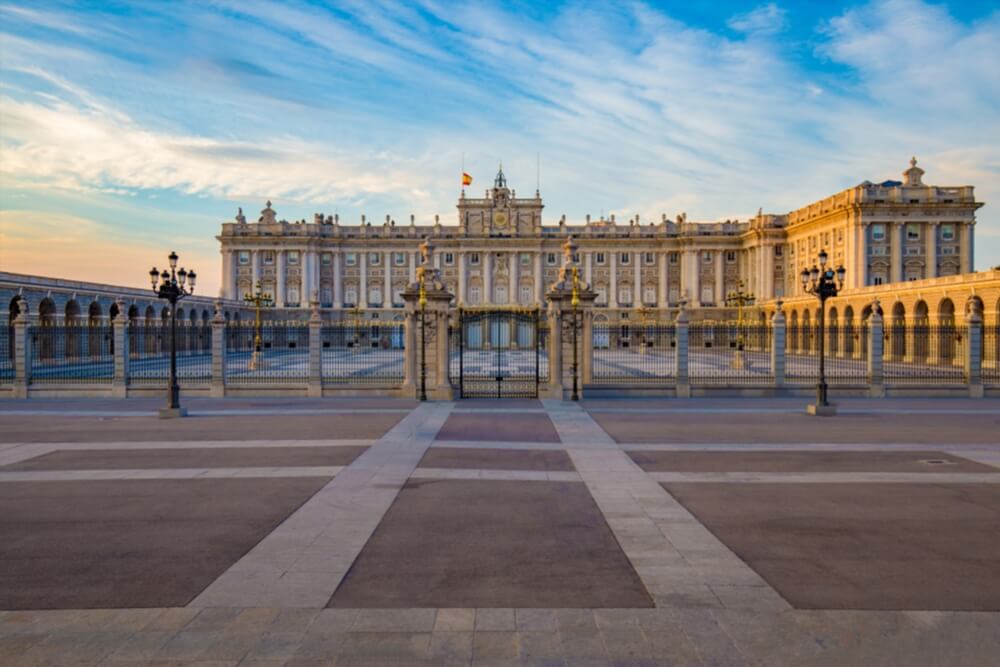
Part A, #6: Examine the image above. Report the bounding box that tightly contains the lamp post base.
[806,403,837,417]
[158,407,188,419]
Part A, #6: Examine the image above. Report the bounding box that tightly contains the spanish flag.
[462,172,472,187]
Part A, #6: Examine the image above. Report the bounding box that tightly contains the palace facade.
[219,158,981,314]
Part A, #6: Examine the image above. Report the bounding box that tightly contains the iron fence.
[449,309,548,398]
[884,323,967,385]
[29,324,114,384]
[984,325,1000,385]
[225,323,309,384]
[321,322,405,385]
[786,323,869,385]
[0,324,12,384]
[128,323,212,385]
[592,322,676,384]
[690,323,773,385]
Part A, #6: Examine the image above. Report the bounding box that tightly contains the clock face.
[495,212,508,227]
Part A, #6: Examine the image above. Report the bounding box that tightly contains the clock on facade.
[494,212,508,227]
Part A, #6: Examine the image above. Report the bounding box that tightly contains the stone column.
[544,302,562,397]
[484,252,493,305]
[276,250,286,308]
[401,308,417,394]
[12,307,29,398]
[966,307,983,398]
[771,306,785,388]
[925,222,938,279]
[384,252,392,308]
[332,251,343,308]
[584,251,592,287]
[510,252,518,305]
[891,222,904,284]
[210,305,226,398]
[359,252,367,307]
[658,251,668,308]
[960,223,973,274]
[221,251,233,300]
[713,251,724,306]
[582,309,594,384]
[410,251,418,284]
[856,224,868,287]
[674,306,690,398]
[112,305,129,398]
[458,252,467,304]
[308,304,322,397]
[609,251,618,308]
[300,251,311,308]
[633,252,641,306]
[762,245,774,302]
[251,250,262,292]
[868,305,885,398]
[534,252,543,304]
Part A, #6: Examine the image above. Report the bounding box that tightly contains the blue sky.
[1,0,998,296]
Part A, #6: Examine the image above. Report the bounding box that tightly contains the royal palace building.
[219,158,981,315]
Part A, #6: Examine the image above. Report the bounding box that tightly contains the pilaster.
[966,307,983,398]
[868,305,885,398]
[308,303,323,397]
[210,304,226,397]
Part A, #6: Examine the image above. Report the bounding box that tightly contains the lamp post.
[418,270,428,401]
[570,265,581,401]
[725,280,756,369]
[244,280,273,370]
[800,249,846,416]
[149,251,196,418]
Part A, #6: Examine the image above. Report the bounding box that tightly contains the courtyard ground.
[0,395,998,666]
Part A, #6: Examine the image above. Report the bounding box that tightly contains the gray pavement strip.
[585,407,1000,415]
[409,468,581,481]
[189,401,454,609]
[648,471,1000,483]
[0,466,344,482]
[0,408,411,417]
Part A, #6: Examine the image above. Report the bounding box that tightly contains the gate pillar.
[401,238,455,400]
[544,236,597,399]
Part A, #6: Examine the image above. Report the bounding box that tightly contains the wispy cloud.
[1,0,999,273]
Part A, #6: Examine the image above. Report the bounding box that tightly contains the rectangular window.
[238,251,250,265]
[619,287,632,305]
[669,252,678,264]
[368,287,382,306]
[595,288,607,305]
[369,252,381,266]
[394,252,405,266]
[906,246,920,256]
[873,276,884,286]
[263,251,274,265]
[469,253,480,266]
[320,287,332,305]
[572,252,580,263]
[469,286,481,304]
[702,251,712,263]
[595,252,606,265]
[620,253,630,265]
[321,252,331,265]
[287,250,300,265]
[393,289,404,306]
[519,285,532,305]
[775,246,783,257]
[345,288,357,306]
[668,287,680,303]
[287,287,299,305]
[871,224,885,241]
[726,251,736,263]
[644,252,655,265]
[941,224,955,241]
[444,252,454,265]
[520,253,531,266]
[942,246,955,255]
[837,230,844,243]
[546,252,557,265]
[345,252,356,266]
[906,224,920,240]
[643,287,656,304]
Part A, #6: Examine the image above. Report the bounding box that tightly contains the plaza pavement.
[0,395,998,666]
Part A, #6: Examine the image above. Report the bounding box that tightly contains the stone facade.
[217,159,981,315]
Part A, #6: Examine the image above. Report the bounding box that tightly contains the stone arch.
[88,301,103,322]
[828,307,840,356]
[801,310,812,353]
[938,298,955,324]
[144,305,156,323]
[9,296,23,323]
[161,306,170,321]
[788,311,799,353]
[937,298,958,364]
[128,305,139,321]
[64,299,81,322]
[889,302,906,359]
[843,305,855,356]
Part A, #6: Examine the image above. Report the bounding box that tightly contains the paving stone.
[434,608,476,632]
[476,608,516,631]
[336,631,432,661]
[473,631,519,660]
[352,609,437,632]
[515,609,557,632]
[429,631,474,664]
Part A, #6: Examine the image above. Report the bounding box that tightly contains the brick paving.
[0,396,997,665]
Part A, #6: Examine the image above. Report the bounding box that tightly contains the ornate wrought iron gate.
[451,308,546,398]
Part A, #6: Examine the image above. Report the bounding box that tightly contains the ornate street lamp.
[725,280,756,369]
[149,251,196,418]
[570,265,581,401]
[800,249,846,416]
[418,269,428,401]
[244,280,273,370]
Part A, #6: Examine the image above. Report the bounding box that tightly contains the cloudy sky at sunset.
[1,0,998,296]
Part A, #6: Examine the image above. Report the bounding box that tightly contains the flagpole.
[461,152,465,193]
